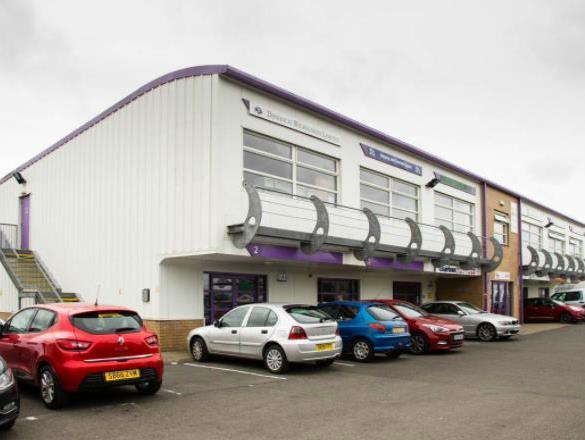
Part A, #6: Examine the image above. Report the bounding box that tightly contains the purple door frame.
[19,195,30,250]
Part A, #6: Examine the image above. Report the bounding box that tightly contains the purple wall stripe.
[1,64,582,228]
[365,257,424,272]
[246,244,343,265]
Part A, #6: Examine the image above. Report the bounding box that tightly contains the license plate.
[104,369,141,382]
[453,334,464,341]
[392,327,405,334]
[316,343,334,352]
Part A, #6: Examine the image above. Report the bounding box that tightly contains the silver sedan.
[421,301,520,341]
[186,304,342,374]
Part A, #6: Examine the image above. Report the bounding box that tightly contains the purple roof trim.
[2,64,582,227]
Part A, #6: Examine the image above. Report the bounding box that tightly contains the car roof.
[30,302,135,315]
[322,300,379,307]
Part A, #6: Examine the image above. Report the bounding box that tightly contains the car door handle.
[261,330,268,334]
[231,330,237,334]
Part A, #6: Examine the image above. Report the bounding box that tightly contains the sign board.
[435,265,481,276]
[494,271,511,281]
[360,143,423,175]
[434,172,476,195]
[243,99,340,145]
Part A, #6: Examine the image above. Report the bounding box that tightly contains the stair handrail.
[0,224,19,259]
[32,252,63,302]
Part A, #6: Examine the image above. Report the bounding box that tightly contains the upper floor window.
[548,232,565,254]
[243,131,338,203]
[434,192,474,233]
[359,168,419,220]
[522,222,542,249]
[493,211,509,246]
[568,238,583,258]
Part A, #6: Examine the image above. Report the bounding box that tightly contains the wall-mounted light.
[425,177,440,188]
[142,288,151,303]
[545,218,554,228]
[12,172,26,185]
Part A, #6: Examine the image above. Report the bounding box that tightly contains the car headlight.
[422,324,450,334]
[0,368,14,392]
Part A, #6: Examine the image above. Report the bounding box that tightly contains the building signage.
[243,99,340,146]
[246,244,342,265]
[365,257,424,272]
[494,271,511,281]
[435,265,481,276]
[360,143,423,176]
[434,172,476,195]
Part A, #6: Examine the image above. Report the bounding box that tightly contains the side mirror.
[457,311,466,317]
[213,319,221,328]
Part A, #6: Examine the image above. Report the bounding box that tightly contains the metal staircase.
[0,224,81,307]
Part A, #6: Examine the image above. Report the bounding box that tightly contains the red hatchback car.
[366,299,465,354]
[524,298,585,323]
[0,303,163,409]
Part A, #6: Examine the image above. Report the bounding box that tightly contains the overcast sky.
[1,0,584,221]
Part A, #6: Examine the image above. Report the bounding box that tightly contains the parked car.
[524,298,585,323]
[187,304,342,374]
[365,299,464,354]
[421,301,520,341]
[0,303,163,409]
[551,284,585,309]
[0,355,19,430]
[318,301,410,362]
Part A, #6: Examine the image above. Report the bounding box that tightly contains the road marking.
[25,417,38,421]
[183,363,288,380]
[334,362,356,367]
[163,388,183,396]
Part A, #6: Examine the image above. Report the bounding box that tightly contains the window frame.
[434,192,475,233]
[359,167,420,221]
[521,221,542,249]
[243,130,339,204]
[493,211,510,246]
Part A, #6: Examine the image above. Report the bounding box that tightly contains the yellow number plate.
[392,327,406,334]
[316,343,334,352]
[104,369,141,382]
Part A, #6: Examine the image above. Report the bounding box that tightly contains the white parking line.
[163,388,183,396]
[334,361,356,367]
[183,363,288,380]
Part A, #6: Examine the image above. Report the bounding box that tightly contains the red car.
[365,299,465,354]
[0,303,163,409]
[524,298,585,323]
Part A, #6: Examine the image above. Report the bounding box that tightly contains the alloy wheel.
[266,348,283,372]
[192,340,203,360]
[478,324,495,341]
[353,341,370,360]
[41,370,55,404]
[411,334,425,354]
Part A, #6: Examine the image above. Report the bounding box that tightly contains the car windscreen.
[393,303,428,318]
[367,305,401,321]
[285,306,333,324]
[71,311,143,335]
[456,302,484,314]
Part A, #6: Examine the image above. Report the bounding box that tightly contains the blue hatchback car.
[318,301,411,362]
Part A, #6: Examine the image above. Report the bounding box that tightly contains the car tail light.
[288,326,308,340]
[57,338,92,351]
[335,328,340,336]
[145,335,159,346]
[369,323,386,332]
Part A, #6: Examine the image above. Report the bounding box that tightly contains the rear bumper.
[371,333,411,353]
[54,353,164,393]
[0,384,19,428]
[281,337,343,363]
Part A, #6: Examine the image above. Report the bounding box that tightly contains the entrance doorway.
[491,281,512,315]
[19,195,30,250]
[393,282,422,305]
[318,278,360,303]
[203,273,267,324]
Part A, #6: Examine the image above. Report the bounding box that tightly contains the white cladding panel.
[0,264,18,314]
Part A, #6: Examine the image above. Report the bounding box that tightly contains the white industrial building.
[0,65,582,348]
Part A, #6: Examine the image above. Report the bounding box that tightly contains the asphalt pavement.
[5,324,585,440]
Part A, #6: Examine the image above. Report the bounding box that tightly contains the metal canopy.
[525,247,585,281]
[228,181,503,272]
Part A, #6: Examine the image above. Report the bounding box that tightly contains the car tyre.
[0,420,15,431]
[560,312,573,324]
[351,338,374,362]
[191,336,210,362]
[264,344,289,374]
[316,358,335,367]
[135,380,162,395]
[39,365,68,410]
[410,332,429,355]
[477,323,497,342]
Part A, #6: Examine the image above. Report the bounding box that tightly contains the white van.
[552,283,585,308]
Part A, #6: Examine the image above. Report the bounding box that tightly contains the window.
[6,309,36,334]
[285,306,333,324]
[29,309,56,332]
[359,168,419,220]
[568,239,583,258]
[522,222,542,249]
[220,306,250,327]
[72,311,143,335]
[434,192,474,233]
[243,131,338,203]
[318,279,360,303]
[494,211,509,246]
[246,307,277,327]
[548,233,565,254]
[367,305,400,321]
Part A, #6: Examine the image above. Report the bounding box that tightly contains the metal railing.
[0,223,19,256]
[32,252,63,302]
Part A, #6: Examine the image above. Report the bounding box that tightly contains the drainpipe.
[518,197,525,324]
[481,182,489,310]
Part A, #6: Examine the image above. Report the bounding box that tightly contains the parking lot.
[5,325,585,440]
